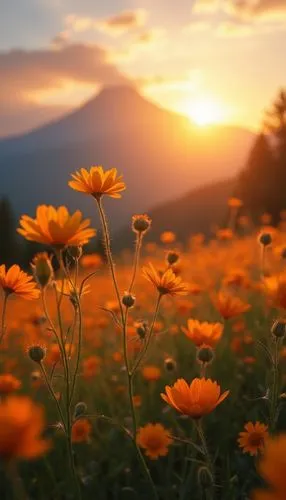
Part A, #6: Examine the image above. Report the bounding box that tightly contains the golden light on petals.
[18,205,96,248]
[69,165,126,199]
[0,264,40,300]
[142,263,189,296]
[161,378,229,418]
[136,423,173,460]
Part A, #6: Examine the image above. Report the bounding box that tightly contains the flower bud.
[198,466,214,490]
[259,232,272,246]
[281,248,286,259]
[132,214,152,234]
[68,246,83,260]
[73,402,88,419]
[271,319,286,339]
[136,321,148,340]
[196,346,214,365]
[122,293,136,308]
[28,345,46,363]
[166,251,180,266]
[164,357,177,372]
[31,253,53,288]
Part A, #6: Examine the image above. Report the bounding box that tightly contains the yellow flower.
[161,378,229,418]
[18,205,96,248]
[182,319,223,348]
[136,423,173,460]
[143,263,189,296]
[0,265,40,300]
[238,422,268,456]
[253,434,286,500]
[69,166,126,199]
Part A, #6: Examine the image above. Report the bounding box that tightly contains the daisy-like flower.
[253,434,286,500]
[136,423,173,460]
[214,292,251,319]
[0,396,49,460]
[182,319,223,348]
[143,263,189,296]
[18,205,96,248]
[238,422,268,456]
[72,419,92,443]
[0,265,40,300]
[69,166,126,199]
[161,378,229,419]
[55,279,90,298]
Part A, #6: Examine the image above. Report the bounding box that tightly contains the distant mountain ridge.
[0,86,254,231]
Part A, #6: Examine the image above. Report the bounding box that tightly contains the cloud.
[0,43,129,136]
[225,0,286,21]
[64,9,148,37]
[216,20,253,36]
[194,0,286,21]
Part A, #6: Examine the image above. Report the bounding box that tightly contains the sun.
[185,97,225,126]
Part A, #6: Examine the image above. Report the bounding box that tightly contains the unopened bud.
[166,251,180,266]
[73,402,88,419]
[132,214,152,234]
[68,246,83,260]
[122,293,136,308]
[164,357,177,372]
[271,319,286,339]
[197,346,214,365]
[31,253,53,288]
[28,345,46,363]
[259,232,272,247]
[198,466,214,490]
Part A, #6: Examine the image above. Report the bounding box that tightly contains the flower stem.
[195,420,215,499]
[0,293,8,345]
[129,232,142,293]
[270,338,280,432]
[39,361,67,433]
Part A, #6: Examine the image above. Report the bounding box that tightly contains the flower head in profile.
[0,396,49,460]
[228,197,243,209]
[0,265,40,300]
[252,434,286,500]
[136,423,173,460]
[214,292,251,319]
[182,319,223,348]
[69,166,126,199]
[18,205,96,248]
[238,422,268,456]
[143,263,189,296]
[161,378,229,419]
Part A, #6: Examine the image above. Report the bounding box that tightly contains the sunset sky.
[1,0,286,136]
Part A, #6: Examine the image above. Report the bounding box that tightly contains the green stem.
[0,293,8,345]
[195,420,215,499]
[95,197,124,325]
[129,232,142,293]
[131,295,161,375]
[5,461,27,500]
[39,362,67,433]
[270,338,280,432]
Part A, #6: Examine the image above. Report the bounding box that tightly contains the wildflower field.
[1,166,286,500]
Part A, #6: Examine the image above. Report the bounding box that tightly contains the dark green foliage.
[0,197,18,266]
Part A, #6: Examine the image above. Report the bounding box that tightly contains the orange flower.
[0,374,21,394]
[252,434,286,500]
[18,205,96,248]
[69,166,126,199]
[143,263,189,296]
[82,355,101,378]
[46,344,74,365]
[238,422,268,456]
[160,231,176,244]
[0,396,49,460]
[0,265,40,300]
[264,275,286,310]
[142,365,161,382]
[182,319,223,348]
[72,419,92,443]
[136,423,173,460]
[214,292,251,319]
[132,395,142,408]
[161,378,229,418]
[80,253,103,269]
[216,229,234,241]
[228,197,243,208]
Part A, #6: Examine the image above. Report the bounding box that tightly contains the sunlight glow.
[185,97,226,126]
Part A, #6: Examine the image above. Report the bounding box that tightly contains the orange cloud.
[0,43,129,137]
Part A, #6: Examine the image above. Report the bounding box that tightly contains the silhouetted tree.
[237,89,286,223]
[236,133,274,221]
[0,197,18,266]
